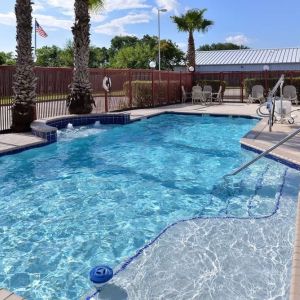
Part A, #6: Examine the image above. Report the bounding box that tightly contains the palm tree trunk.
[67,0,95,114]
[11,0,37,132]
[187,30,196,69]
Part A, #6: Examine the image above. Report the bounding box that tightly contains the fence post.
[152,70,154,107]
[128,69,132,108]
[167,71,170,104]
[264,70,269,92]
[240,72,244,103]
[179,71,182,103]
[105,91,108,112]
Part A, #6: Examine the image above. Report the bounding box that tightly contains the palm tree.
[67,0,103,114]
[11,0,37,132]
[171,9,213,69]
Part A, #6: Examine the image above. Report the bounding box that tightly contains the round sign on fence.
[103,76,112,92]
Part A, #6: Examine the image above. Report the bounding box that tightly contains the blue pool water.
[0,114,299,299]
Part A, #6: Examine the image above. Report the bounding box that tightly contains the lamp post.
[157,8,167,71]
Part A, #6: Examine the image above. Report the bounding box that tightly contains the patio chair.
[211,86,223,104]
[283,85,298,105]
[203,85,213,104]
[248,85,265,104]
[181,85,192,103]
[192,86,205,104]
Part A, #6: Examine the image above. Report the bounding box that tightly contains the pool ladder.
[225,126,300,177]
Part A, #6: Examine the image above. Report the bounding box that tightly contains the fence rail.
[0,66,193,132]
[1,66,300,132]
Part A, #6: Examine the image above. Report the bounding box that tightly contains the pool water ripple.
[0,114,299,299]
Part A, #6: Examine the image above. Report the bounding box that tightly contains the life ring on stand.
[102,76,112,92]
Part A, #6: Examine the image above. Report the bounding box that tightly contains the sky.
[0,0,300,53]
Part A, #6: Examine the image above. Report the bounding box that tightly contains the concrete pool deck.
[1,102,300,299]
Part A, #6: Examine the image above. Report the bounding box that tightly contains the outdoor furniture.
[203,85,213,104]
[211,86,223,104]
[248,85,265,104]
[192,86,204,104]
[283,85,298,105]
[181,85,192,103]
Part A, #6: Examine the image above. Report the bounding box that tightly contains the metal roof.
[195,48,300,65]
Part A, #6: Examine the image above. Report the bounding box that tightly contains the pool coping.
[290,193,300,300]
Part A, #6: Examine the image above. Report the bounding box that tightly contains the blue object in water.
[90,265,113,286]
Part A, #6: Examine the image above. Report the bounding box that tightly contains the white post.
[157,8,167,71]
[158,9,161,71]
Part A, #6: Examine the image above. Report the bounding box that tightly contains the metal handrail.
[225,126,300,177]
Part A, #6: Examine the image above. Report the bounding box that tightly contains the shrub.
[123,80,180,108]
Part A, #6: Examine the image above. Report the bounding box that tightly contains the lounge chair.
[192,86,204,104]
[248,85,265,104]
[203,85,213,104]
[283,85,298,105]
[181,85,192,103]
[211,86,223,104]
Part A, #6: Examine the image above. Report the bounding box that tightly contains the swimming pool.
[0,113,299,299]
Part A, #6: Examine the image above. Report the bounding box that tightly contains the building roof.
[195,48,300,65]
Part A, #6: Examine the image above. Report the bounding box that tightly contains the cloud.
[32,1,45,13]
[155,0,179,13]
[34,14,73,30]
[225,34,249,46]
[176,42,187,52]
[44,0,74,16]
[94,13,151,36]
[103,0,150,12]
[0,12,15,26]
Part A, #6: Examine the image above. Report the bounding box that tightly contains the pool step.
[0,288,24,300]
[203,165,288,218]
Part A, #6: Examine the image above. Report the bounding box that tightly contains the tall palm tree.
[171,9,213,69]
[67,0,103,114]
[11,0,37,132]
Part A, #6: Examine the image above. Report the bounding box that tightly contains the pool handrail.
[225,126,300,177]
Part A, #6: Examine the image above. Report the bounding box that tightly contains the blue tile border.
[31,113,130,144]
[241,143,300,170]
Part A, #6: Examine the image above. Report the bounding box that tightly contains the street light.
[157,8,167,71]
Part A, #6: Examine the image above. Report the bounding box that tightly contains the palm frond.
[88,0,104,12]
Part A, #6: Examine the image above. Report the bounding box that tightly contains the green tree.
[159,40,185,70]
[11,0,37,132]
[89,46,109,67]
[108,35,184,70]
[0,52,16,65]
[67,0,103,114]
[109,35,139,55]
[198,43,249,51]
[110,43,155,69]
[171,9,213,68]
[36,46,62,67]
[59,40,73,67]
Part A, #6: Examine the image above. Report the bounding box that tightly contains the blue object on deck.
[90,265,113,285]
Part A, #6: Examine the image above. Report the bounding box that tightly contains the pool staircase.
[204,164,288,219]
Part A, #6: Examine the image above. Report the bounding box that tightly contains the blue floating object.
[90,265,113,285]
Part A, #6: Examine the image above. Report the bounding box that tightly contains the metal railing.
[225,127,300,177]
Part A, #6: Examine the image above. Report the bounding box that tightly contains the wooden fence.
[0,66,192,132]
[1,66,300,132]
